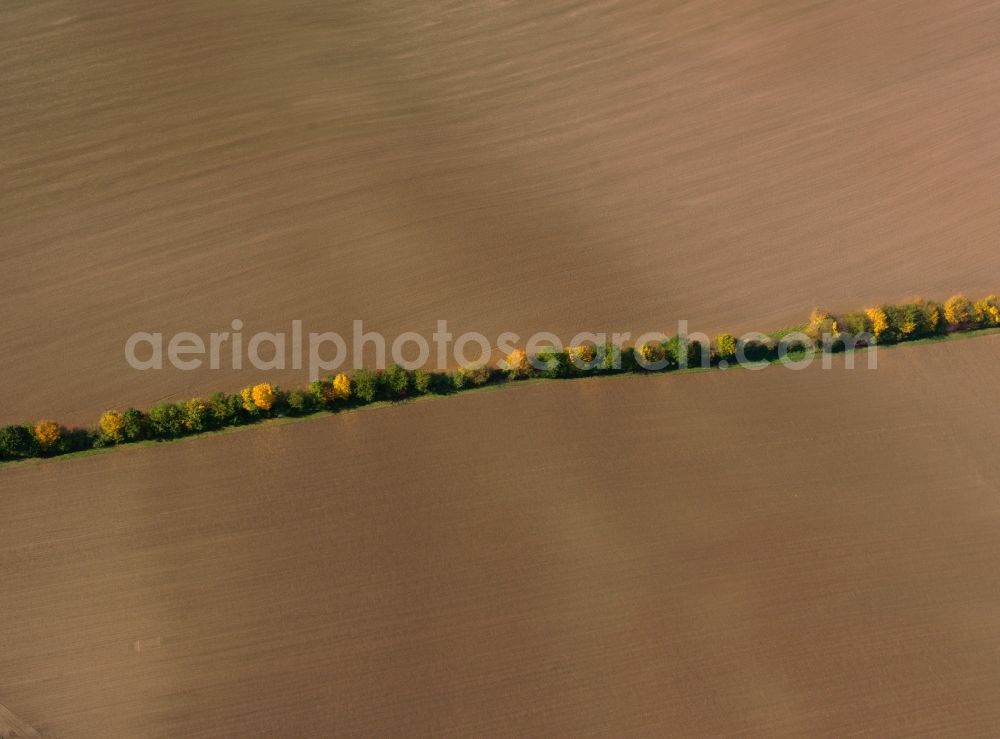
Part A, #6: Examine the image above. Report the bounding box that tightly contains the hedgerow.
[2,294,997,465]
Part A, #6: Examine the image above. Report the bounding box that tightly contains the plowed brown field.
[2,337,999,737]
[4,0,1000,424]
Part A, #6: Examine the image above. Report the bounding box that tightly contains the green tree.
[840,311,872,338]
[149,403,185,438]
[0,425,39,460]
[534,351,570,379]
[308,380,330,408]
[413,369,432,394]
[182,398,210,433]
[120,408,147,441]
[461,364,492,386]
[353,369,379,403]
[209,392,244,427]
[286,388,314,415]
[384,364,412,398]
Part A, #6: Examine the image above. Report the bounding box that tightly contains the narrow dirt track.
[0,702,40,739]
[2,336,999,737]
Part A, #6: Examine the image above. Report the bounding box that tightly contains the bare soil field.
[1,336,999,737]
[4,0,1000,424]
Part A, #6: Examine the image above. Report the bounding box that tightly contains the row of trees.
[805,294,1000,346]
[2,294,997,463]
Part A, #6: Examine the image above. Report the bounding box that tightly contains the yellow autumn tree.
[456,364,492,387]
[864,307,889,339]
[806,308,838,342]
[100,410,126,443]
[33,420,60,450]
[182,397,209,432]
[566,344,595,369]
[715,334,737,359]
[944,294,973,326]
[638,342,664,364]
[251,383,276,411]
[973,295,1000,327]
[240,386,257,412]
[504,349,531,378]
[899,311,917,337]
[332,373,352,400]
[919,300,943,335]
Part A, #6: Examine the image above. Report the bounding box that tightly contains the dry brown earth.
[1,336,999,737]
[4,0,1000,424]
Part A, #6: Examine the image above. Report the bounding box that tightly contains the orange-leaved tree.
[99,410,125,443]
[33,420,61,451]
[504,349,531,379]
[251,383,276,411]
[864,307,889,340]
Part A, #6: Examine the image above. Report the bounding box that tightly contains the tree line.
[2,294,997,463]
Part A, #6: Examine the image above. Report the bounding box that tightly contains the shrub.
[61,427,98,454]
[944,294,973,327]
[534,351,570,379]
[148,403,185,438]
[424,371,454,394]
[666,336,707,368]
[594,342,622,373]
[270,388,291,416]
[781,334,810,354]
[306,380,328,408]
[504,349,531,379]
[618,346,639,372]
[683,338,710,368]
[286,388,312,415]
[738,336,777,363]
[0,425,39,460]
[99,410,126,443]
[715,334,737,361]
[384,364,412,398]
[33,420,61,451]
[332,373,352,401]
[455,364,492,387]
[353,368,379,403]
[182,398,210,433]
[251,383,276,412]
